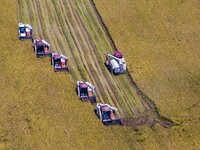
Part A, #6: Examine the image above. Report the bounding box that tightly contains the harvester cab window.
[102,111,110,119]
[20,27,25,33]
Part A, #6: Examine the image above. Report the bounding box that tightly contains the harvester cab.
[33,39,51,57]
[105,51,126,74]
[18,22,33,40]
[76,81,96,103]
[95,103,122,126]
[51,53,69,72]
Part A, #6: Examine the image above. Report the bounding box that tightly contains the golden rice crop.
[94,0,200,149]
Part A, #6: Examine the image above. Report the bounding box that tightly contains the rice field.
[94,0,200,149]
[0,0,139,149]
[0,0,167,149]
[1,0,199,149]
[17,0,170,123]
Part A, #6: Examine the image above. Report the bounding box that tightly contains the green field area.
[94,0,200,149]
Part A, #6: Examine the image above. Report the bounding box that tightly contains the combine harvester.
[51,53,69,73]
[95,103,122,126]
[33,39,51,57]
[105,51,126,75]
[76,81,96,103]
[18,22,33,40]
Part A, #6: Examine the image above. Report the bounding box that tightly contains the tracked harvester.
[76,81,96,103]
[18,22,33,40]
[51,53,69,72]
[105,51,126,74]
[33,39,51,57]
[95,103,122,126]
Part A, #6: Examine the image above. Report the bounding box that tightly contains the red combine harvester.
[76,81,96,103]
[51,53,69,72]
[33,39,51,57]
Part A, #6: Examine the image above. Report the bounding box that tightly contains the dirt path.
[18,0,173,126]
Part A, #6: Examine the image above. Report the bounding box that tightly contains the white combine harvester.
[18,22,33,40]
[105,51,126,75]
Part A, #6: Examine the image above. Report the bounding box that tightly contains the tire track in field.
[18,0,162,119]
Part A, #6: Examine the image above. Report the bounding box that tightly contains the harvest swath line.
[18,0,172,126]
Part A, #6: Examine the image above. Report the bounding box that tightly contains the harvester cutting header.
[105,51,126,75]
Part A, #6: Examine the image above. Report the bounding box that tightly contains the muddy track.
[18,0,173,126]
